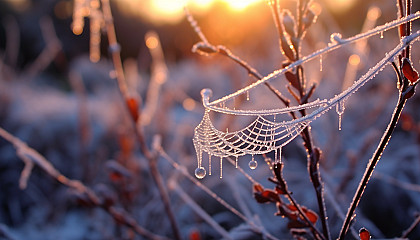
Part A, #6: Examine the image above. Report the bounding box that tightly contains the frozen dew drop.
[249,160,258,170]
[195,167,206,179]
[249,155,257,169]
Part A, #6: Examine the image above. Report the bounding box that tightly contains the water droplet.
[380,31,383,39]
[249,155,257,169]
[195,167,206,179]
[246,91,250,101]
[249,160,258,170]
[320,55,323,72]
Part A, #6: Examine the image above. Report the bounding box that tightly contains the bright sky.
[117,0,264,24]
[115,0,358,24]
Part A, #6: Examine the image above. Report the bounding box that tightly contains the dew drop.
[195,167,206,179]
[246,91,250,101]
[380,31,383,39]
[249,160,258,170]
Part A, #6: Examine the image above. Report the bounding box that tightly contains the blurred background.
[1,0,420,239]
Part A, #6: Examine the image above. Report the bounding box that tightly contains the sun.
[116,0,263,24]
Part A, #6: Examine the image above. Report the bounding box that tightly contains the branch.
[99,1,181,239]
[0,127,169,240]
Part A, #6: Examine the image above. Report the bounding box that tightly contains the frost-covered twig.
[338,43,420,240]
[141,31,167,126]
[171,182,232,240]
[185,7,290,106]
[400,213,420,238]
[154,141,279,240]
[0,127,169,240]
[373,172,420,193]
[206,11,420,106]
[24,16,62,77]
[73,0,181,239]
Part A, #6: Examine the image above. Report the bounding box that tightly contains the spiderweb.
[193,30,420,179]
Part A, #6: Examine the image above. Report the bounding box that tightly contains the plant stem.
[100,1,181,239]
[302,123,331,240]
[338,93,407,239]
[401,213,420,238]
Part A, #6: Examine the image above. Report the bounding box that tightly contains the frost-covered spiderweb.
[193,27,420,179]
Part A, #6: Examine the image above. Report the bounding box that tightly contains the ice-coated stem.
[208,11,420,106]
[338,79,419,239]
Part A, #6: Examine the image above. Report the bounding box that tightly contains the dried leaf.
[126,97,139,122]
[189,230,201,240]
[253,183,264,193]
[254,189,280,203]
[301,8,316,33]
[287,219,307,229]
[282,10,296,38]
[402,58,419,83]
[285,71,300,90]
[280,35,296,61]
[359,228,371,240]
[303,208,318,224]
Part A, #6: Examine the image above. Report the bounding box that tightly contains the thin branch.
[24,16,62,77]
[338,89,408,239]
[401,213,420,238]
[155,142,280,240]
[99,1,181,239]
[0,127,169,240]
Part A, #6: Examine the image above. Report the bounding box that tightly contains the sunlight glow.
[325,0,357,13]
[115,0,262,24]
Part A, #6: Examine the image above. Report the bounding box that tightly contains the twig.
[3,16,20,68]
[338,85,409,239]
[99,1,181,239]
[203,11,420,106]
[24,16,62,77]
[171,182,233,240]
[155,142,280,240]
[141,31,167,126]
[374,172,420,193]
[0,127,169,240]
[400,213,420,238]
